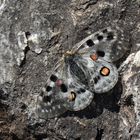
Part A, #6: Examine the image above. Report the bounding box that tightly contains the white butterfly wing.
[36,59,94,118]
[91,60,118,93]
[74,53,118,93]
[36,94,67,119]
[72,26,127,62]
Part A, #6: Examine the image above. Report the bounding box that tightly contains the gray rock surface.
[0,0,140,139]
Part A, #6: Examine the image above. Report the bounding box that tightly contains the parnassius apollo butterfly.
[36,26,127,119]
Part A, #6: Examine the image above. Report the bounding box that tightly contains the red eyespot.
[56,79,63,86]
[90,53,98,61]
[100,67,110,76]
[68,91,76,101]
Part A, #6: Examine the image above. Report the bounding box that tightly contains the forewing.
[36,61,68,119]
[72,26,128,62]
[36,94,67,119]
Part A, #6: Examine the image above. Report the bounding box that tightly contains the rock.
[0,0,140,139]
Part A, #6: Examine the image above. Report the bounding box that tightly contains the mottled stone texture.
[0,0,140,139]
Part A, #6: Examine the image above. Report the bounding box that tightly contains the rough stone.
[0,0,140,139]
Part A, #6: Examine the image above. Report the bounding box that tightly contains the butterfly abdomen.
[68,58,88,86]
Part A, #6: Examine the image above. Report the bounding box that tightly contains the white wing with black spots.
[74,54,118,93]
[72,26,127,62]
[36,59,94,118]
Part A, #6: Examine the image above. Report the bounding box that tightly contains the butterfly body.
[36,26,127,119]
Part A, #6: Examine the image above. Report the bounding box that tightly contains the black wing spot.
[25,31,31,38]
[77,90,81,94]
[97,35,103,41]
[80,45,85,49]
[77,88,86,94]
[97,76,100,80]
[96,50,105,57]
[107,32,114,40]
[43,96,51,102]
[102,29,108,33]
[50,74,58,82]
[60,84,68,93]
[86,39,95,47]
[94,77,98,84]
[79,88,86,93]
[46,86,52,92]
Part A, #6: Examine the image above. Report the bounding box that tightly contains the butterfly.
[36,26,127,119]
